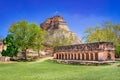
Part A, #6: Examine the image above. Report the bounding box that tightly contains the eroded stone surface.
[40,15,81,44]
[53,42,115,61]
[40,15,70,31]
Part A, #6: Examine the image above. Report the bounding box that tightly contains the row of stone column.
[54,52,98,61]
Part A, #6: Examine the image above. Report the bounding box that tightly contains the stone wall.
[0,56,10,62]
[54,42,114,52]
[53,42,115,61]
[0,42,2,52]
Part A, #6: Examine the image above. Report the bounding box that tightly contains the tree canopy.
[83,22,120,43]
[1,34,18,57]
[8,20,46,59]
[83,21,120,57]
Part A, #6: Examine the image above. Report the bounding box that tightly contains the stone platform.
[52,59,117,65]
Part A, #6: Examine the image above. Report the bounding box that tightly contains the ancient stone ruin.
[53,42,115,61]
[40,15,81,44]
[0,40,2,53]
[40,15,70,32]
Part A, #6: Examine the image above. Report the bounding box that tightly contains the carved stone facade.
[0,41,2,52]
[53,42,115,61]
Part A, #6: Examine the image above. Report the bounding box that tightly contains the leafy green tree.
[9,20,45,59]
[1,34,18,57]
[113,25,120,57]
[113,25,120,44]
[83,25,106,42]
[115,45,120,58]
[102,22,115,42]
[32,27,47,57]
[83,21,120,57]
[83,22,117,43]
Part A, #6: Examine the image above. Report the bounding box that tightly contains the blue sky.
[0,0,120,39]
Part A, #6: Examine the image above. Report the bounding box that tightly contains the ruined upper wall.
[40,15,69,31]
[54,42,114,52]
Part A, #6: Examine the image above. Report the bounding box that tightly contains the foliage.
[1,34,18,57]
[8,20,46,59]
[83,21,120,57]
[113,25,120,44]
[115,45,120,58]
[83,25,104,42]
[32,27,47,57]
[47,29,74,47]
[83,22,116,43]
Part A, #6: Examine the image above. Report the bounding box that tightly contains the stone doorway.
[78,54,80,60]
[107,52,111,60]
[91,53,93,60]
[71,54,73,60]
[74,54,76,60]
[95,53,98,61]
[62,54,64,59]
[65,54,67,60]
[86,53,89,60]
[82,54,84,60]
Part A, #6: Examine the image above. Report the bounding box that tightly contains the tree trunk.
[22,48,27,60]
[38,49,40,58]
[24,49,27,60]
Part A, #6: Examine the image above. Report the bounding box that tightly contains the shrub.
[115,45,120,58]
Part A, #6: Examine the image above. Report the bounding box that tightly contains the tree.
[1,34,18,57]
[115,45,120,58]
[83,25,105,42]
[113,25,120,57]
[9,20,45,59]
[83,22,116,43]
[113,25,120,45]
[47,29,74,47]
[83,21,120,57]
[32,27,47,57]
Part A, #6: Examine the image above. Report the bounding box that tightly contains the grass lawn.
[0,60,120,80]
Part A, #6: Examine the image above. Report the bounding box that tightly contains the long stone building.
[53,42,115,61]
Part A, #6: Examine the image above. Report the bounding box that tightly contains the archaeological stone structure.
[41,15,70,31]
[0,40,2,52]
[53,42,115,61]
[40,15,81,44]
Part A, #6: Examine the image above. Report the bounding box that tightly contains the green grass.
[0,60,120,80]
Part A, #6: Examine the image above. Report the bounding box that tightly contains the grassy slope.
[0,60,120,80]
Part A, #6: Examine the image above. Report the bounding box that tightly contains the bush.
[115,45,120,58]
[1,45,18,57]
[1,50,7,56]
[1,34,19,57]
